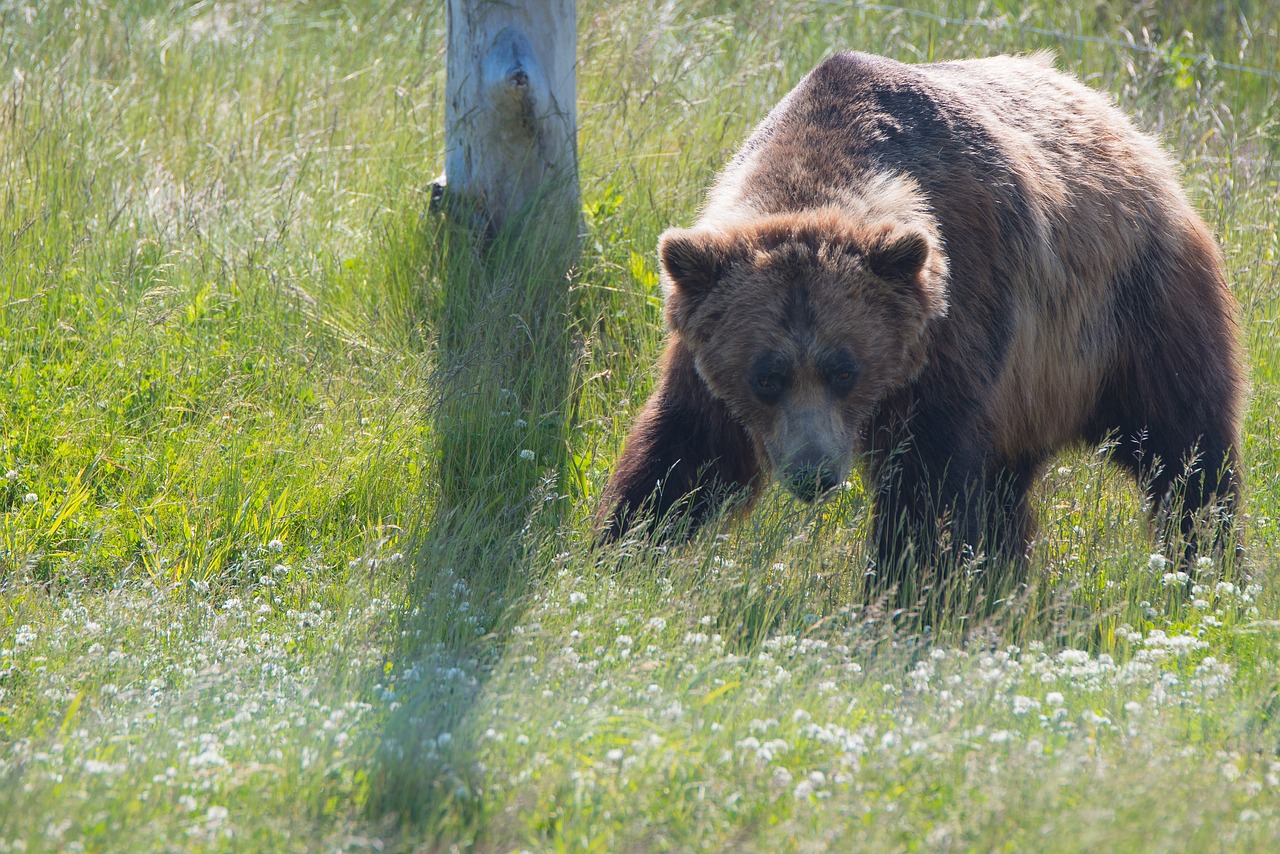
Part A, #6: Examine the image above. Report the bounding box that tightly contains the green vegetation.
[2,0,1279,850]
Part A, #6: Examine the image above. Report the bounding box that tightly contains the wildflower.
[648,617,666,631]
[267,538,284,552]
[1012,695,1039,715]
[519,449,535,461]
[1045,692,1065,707]
[568,591,587,606]
[23,492,37,504]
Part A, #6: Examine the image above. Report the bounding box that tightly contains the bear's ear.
[865,226,948,319]
[659,228,730,300]
[866,227,928,283]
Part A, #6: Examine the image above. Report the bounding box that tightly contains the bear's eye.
[823,351,861,396]
[748,355,790,403]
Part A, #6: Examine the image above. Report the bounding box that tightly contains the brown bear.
[597,51,1244,590]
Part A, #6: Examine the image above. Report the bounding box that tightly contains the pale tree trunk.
[438,0,578,256]
[425,0,580,524]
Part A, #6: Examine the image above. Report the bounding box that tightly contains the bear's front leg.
[865,401,1026,599]
[596,339,764,543]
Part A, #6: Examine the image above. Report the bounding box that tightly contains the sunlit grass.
[2,0,1280,850]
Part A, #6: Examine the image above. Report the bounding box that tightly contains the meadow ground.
[3,1,1280,850]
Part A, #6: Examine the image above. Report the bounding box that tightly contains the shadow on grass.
[365,197,581,842]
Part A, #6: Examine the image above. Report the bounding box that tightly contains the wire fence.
[854,2,1280,81]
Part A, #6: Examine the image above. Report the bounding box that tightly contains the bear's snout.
[781,449,844,502]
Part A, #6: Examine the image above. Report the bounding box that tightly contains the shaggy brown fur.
[597,51,1244,588]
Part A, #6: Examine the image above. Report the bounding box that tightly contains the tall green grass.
[2,1,1279,850]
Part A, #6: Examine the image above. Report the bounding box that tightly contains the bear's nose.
[784,462,841,503]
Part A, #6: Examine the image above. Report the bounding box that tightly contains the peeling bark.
[441,0,578,254]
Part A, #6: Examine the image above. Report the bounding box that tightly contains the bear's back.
[699,51,1224,460]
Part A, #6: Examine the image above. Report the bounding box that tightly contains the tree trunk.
[440,0,578,254]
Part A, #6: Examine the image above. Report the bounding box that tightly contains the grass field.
[3,0,1280,850]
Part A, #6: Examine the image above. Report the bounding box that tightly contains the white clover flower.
[519,449,535,461]
[23,492,37,504]
[648,617,666,631]
[1146,553,1169,570]
[1012,695,1039,715]
[5,470,17,480]
[1045,692,1065,707]
[793,779,815,799]
[84,759,124,775]
[267,538,284,552]
[568,591,587,606]
[606,748,624,762]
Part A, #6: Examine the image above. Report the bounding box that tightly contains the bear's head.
[660,208,948,501]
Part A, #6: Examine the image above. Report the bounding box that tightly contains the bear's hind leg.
[1090,228,1244,567]
[1100,416,1240,566]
